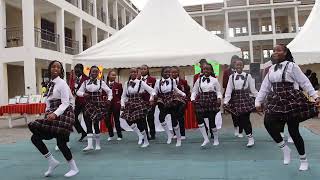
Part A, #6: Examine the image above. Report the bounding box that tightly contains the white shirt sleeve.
[291,63,319,99]
[121,82,128,107]
[173,79,186,97]
[255,74,272,107]
[101,80,113,101]
[76,81,86,97]
[53,82,71,117]
[224,75,233,104]
[214,78,222,99]
[153,80,160,96]
[248,74,258,97]
[142,81,155,101]
[191,79,200,101]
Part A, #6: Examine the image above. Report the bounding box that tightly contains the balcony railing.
[65,37,79,55]
[226,0,247,7]
[204,3,224,11]
[184,5,202,12]
[97,8,106,23]
[83,42,92,51]
[34,28,60,51]
[65,0,79,7]
[249,0,270,5]
[82,0,94,16]
[273,0,294,3]
[300,0,315,5]
[5,27,23,48]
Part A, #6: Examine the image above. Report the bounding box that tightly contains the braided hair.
[278,43,294,62]
[48,60,64,79]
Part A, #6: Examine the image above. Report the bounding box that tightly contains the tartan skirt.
[194,92,220,114]
[224,89,255,116]
[157,92,186,108]
[266,82,318,122]
[121,94,150,122]
[84,92,107,122]
[28,99,75,137]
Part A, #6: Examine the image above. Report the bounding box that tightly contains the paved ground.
[0,114,320,179]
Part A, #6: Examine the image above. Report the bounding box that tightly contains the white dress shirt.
[46,76,74,117]
[224,72,258,104]
[76,79,113,101]
[191,75,222,101]
[121,79,155,107]
[154,78,186,96]
[255,61,319,107]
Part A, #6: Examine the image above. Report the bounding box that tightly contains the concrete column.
[294,6,299,32]
[103,0,109,25]
[56,8,65,53]
[129,13,133,22]
[62,62,67,80]
[24,58,37,95]
[258,17,262,34]
[247,10,252,36]
[91,26,97,45]
[271,8,276,34]
[288,14,292,33]
[249,40,254,63]
[93,0,97,17]
[121,7,126,26]
[225,11,229,39]
[0,63,8,105]
[202,15,206,29]
[22,0,35,48]
[75,18,83,52]
[113,0,118,30]
[78,0,82,9]
[0,0,6,48]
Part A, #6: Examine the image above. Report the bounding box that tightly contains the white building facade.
[0,0,138,105]
[185,0,315,83]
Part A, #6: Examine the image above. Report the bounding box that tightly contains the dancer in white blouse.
[224,58,258,147]
[154,66,186,147]
[121,68,156,148]
[191,64,222,147]
[255,44,320,171]
[77,66,113,152]
[28,60,79,177]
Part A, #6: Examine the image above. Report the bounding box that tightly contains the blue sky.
[130,0,223,10]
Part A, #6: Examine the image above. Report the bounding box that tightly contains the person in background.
[171,66,190,140]
[140,65,157,140]
[69,64,89,142]
[105,70,123,141]
[28,60,79,177]
[310,72,319,90]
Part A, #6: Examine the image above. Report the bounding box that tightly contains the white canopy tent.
[73,0,241,68]
[288,0,320,65]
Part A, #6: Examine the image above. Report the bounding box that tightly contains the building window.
[263,49,273,58]
[243,51,249,60]
[229,28,234,37]
[41,19,55,42]
[65,28,72,47]
[242,27,247,34]
[235,28,241,34]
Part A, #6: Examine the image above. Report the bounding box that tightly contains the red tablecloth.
[100,102,198,132]
[0,103,46,116]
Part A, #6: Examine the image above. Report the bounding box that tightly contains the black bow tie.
[235,75,245,80]
[142,77,147,81]
[161,80,169,86]
[274,64,283,71]
[88,79,98,85]
[108,82,114,88]
[129,81,136,88]
[202,77,210,83]
[75,77,80,84]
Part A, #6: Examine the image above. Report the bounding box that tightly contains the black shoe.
[78,133,87,142]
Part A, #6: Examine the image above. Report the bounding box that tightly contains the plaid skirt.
[194,92,220,114]
[28,99,75,137]
[266,82,318,122]
[84,92,107,122]
[224,89,255,116]
[157,92,186,108]
[121,94,150,122]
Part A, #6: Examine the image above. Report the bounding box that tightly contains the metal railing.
[249,0,270,5]
[65,37,79,55]
[83,42,92,51]
[82,0,94,16]
[65,0,78,7]
[5,27,23,48]
[97,8,106,23]
[226,0,247,7]
[34,27,60,51]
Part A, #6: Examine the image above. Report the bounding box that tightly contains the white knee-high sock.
[161,122,173,144]
[44,152,60,177]
[278,141,291,165]
[130,124,143,145]
[199,123,209,147]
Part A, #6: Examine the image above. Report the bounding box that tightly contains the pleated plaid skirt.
[266,82,318,122]
[84,92,107,122]
[28,99,75,137]
[157,92,186,108]
[224,89,255,116]
[194,92,220,114]
[121,94,150,122]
